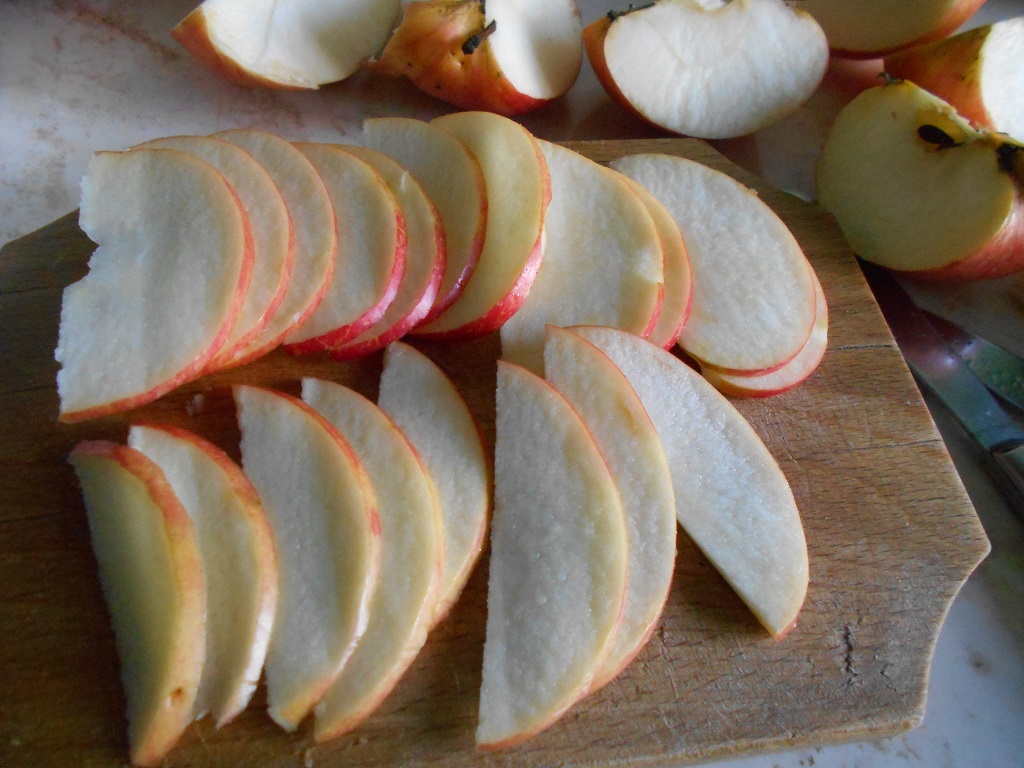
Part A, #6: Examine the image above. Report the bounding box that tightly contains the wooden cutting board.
[0,139,989,767]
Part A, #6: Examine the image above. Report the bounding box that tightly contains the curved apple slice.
[69,441,205,767]
[478,362,627,749]
[127,424,278,728]
[56,148,252,422]
[572,326,808,639]
[499,140,664,374]
[611,152,815,374]
[284,143,406,353]
[301,379,443,742]
[235,385,380,730]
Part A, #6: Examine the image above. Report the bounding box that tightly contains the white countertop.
[2,2,1022,766]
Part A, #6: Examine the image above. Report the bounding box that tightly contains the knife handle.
[993,443,1024,511]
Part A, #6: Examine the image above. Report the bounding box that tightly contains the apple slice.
[584,0,828,139]
[499,140,664,374]
[377,341,489,624]
[361,117,486,322]
[543,327,675,691]
[611,152,816,374]
[885,18,1024,142]
[816,80,1024,282]
[414,111,550,340]
[136,135,293,373]
[300,379,443,741]
[284,143,406,353]
[572,326,808,638]
[172,0,401,89]
[127,424,278,727]
[478,362,627,749]
[329,146,445,361]
[56,148,252,422]
[69,441,205,767]
[235,385,380,730]
[371,0,582,116]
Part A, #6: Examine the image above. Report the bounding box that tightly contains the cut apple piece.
[584,0,828,139]
[572,326,808,638]
[172,0,401,89]
[478,362,627,749]
[361,117,486,322]
[235,385,380,730]
[127,424,278,727]
[301,379,443,741]
[371,0,583,116]
[543,327,675,691]
[816,80,1024,282]
[69,441,205,767]
[56,148,252,422]
[611,153,815,374]
[329,146,445,361]
[415,111,550,340]
[377,341,489,624]
[499,140,663,374]
[284,143,406,353]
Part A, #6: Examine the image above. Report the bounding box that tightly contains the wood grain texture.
[0,139,989,767]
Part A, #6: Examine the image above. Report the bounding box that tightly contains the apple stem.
[462,20,497,55]
[608,3,656,22]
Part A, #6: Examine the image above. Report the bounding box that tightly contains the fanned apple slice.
[415,111,550,340]
[56,148,252,422]
[543,327,675,691]
[611,153,815,374]
[235,385,380,730]
[137,135,293,373]
[301,379,443,741]
[69,441,205,768]
[377,341,488,624]
[127,425,278,727]
[500,140,663,373]
[478,362,627,749]
[572,326,808,638]
[330,146,445,361]
[284,143,406,353]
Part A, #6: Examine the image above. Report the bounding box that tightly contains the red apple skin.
[828,0,988,60]
[424,184,485,325]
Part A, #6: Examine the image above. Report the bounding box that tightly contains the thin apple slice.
[301,379,443,741]
[543,327,675,691]
[377,341,488,624]
[611,153,816,374]
[69,441,205,767]
[414,111,550,340]
[284,143,406,353]
[56,148,252,422]
[127,424,278,727]
[499,140,663,374]
[329,146,445,361]
[361,117,486,323]
[572,326,808,638]
[478,362,627,749]
[235,385,380,730]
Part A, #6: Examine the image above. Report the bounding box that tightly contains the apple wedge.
[56,148,252,422]
[301,379,443,742]
[499,140,663,374]
[235,385,380,730]
[478,362,627,749]
[572,326,808,639]
[172,0,401,89]
[816,80,1024,282]
[543,327,675,691]
[284,143,406,353]
[371,0,582,116]
[377,341,489,624]
[127,424,278,728]
[584,0,828,139]
[69,441,205,767]
[611,153,816,374]
[414,111,550,340]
